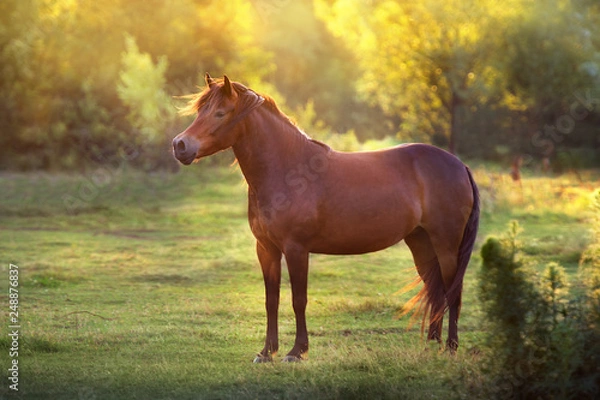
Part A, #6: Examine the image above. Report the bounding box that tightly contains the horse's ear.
[205,72,216,88]
[223,75,233,97]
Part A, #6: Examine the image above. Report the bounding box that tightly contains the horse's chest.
[248,192,320,244]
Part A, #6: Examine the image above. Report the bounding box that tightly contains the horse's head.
[172,73,264,165]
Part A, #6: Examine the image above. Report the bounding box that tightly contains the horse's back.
[390,143,467,173]
[330,143,469,192]
[382,143,472,194]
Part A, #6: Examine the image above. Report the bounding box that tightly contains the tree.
[117,35,174,144]
[0,0,277,170]
[250,0,390,139]
[317,0,516,153]
[316,0,600,157]
[499,0,599,158]
[0,0,41,168]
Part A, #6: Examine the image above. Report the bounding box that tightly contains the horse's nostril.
[174,138,186,154]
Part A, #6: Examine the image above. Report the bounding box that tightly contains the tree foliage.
[316,0,600,158]
[317,0,502,151]
[116,35,174,143]
[0,0,598,169]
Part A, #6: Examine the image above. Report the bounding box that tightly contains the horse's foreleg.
[283,246,310,362]
[254,241,282,363]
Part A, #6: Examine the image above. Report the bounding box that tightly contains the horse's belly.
[309,210,416,255]
[304,178,420,254]
[310,236,402,255]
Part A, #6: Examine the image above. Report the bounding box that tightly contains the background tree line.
[1,0,599,171]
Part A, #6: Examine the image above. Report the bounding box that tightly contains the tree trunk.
[448,92,462,155]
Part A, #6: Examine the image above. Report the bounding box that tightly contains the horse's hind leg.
[447,291,461,353]
[405,227,445,346]
[427,227,465,353]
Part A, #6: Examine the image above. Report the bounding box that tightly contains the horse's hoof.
[281,355,303,363]
[253,354,273,363]
[446,339,459,355]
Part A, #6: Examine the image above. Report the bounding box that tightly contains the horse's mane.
[179,79,330,151]
[260,96,331,150]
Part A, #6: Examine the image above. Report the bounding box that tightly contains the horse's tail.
[400,167,480,332]
[444,167,480,316]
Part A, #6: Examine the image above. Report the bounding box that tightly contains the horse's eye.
[215,111,226,119]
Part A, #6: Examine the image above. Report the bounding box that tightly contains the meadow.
[0,162,597,399]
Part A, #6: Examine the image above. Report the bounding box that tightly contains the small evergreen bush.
[469,219,600,399]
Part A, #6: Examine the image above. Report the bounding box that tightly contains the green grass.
[0,164,597,399]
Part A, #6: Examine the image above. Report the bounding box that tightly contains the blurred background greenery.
[0,0,599,171]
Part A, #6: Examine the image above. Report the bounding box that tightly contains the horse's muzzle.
[172,137,196,165]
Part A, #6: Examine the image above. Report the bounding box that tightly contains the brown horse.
[172,74,480,362]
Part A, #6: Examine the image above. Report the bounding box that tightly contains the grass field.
[0,162,598,399]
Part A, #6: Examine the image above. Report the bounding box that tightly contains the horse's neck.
[232,108,325,193]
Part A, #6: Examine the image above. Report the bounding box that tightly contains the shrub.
[580,189,600,320]
[470,221,600,399]
[116,34,178,170]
